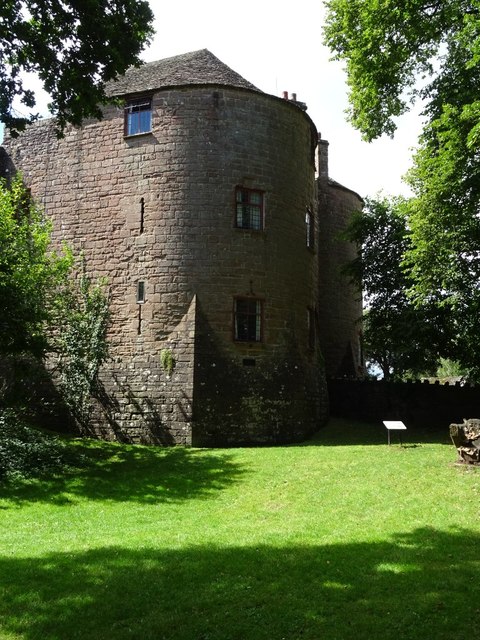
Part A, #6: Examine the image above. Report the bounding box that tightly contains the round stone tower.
[2,50,328,445]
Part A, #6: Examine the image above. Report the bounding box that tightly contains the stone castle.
[0,49,362,446]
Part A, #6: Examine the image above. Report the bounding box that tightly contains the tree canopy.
[0,175,71,357]
[0,177,110,426]
[1,0,154,135]
[324,0,479,141]
[343,196,449,380]
[325,0,480,379]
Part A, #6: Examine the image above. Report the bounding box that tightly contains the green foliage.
[0,409,71,480]
[1,0,154,136]
[54,257,110,427]
[343,196,448,380]
[323,0,473,141]
[436,357,468,380]
[343,196,410,308]
[160,348,176,377]
[0,174,109,433]
[402,20,480,379]
[325,0,480,380]
[0,175,71,358]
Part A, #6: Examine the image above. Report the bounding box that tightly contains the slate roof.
[328,178,363,202]
[107,49,262,97]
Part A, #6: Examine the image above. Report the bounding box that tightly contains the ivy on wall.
[160,348,176,377]
[53,256,110,428]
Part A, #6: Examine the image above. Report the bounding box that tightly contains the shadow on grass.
[0,527,478,639]
[305,418,452,447]
[0,441,246,507]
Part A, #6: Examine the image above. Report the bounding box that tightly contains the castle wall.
[317,140,363,378]
[2,86,327,444]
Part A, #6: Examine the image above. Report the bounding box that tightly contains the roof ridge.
[107,49,261,97]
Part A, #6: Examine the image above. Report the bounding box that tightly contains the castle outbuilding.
[1,49,362,445]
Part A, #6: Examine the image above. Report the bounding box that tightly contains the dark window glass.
[235,187,264,230]
[234,298,263,342]
[137,281,146,303]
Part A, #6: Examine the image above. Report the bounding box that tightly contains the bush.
[0,409,73,480]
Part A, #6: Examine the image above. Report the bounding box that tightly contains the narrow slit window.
[125,98,152,136]
[137,305,142,335]
[305,209,314,248]
[307,307,315,350]
[140,197,145,233]
[234,298,263,342]
[137,281,146,304]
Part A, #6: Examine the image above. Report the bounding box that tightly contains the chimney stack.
[317,133,329,182]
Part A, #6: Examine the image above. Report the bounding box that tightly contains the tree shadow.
[0,441,246,507]
[0,527,478,639]
[304,417,452,447]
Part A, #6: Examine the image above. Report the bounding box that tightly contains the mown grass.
[0,418,478,639]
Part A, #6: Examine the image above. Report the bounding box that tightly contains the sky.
[3,0,424,198]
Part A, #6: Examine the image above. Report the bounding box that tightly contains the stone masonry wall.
[317,140,363,378]
[2,86,327,445]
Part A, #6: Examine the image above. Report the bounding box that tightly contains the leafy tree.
[1,0,154,135]
[343,196,449,380]
[436,357,468,380]
[323,0,477,141]
[0,175,109,432]
[403,42,480,379]
[53,257,110,428]
[0,175,71,359]
[325,0,480,379]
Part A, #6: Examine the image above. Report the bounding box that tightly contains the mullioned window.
[234,297,263,342]
[235,187,264,230]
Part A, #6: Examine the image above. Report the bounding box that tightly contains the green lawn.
[0,418,478,640]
